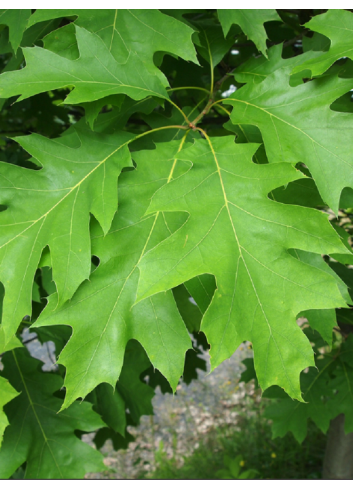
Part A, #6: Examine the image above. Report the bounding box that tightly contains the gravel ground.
[85,345,253,479]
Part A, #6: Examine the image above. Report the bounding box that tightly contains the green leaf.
[302,32,330,53]
[292,249,350,345]
[184,275,216,314]
[228,454,242,478]
[292,10,353,77]
[92,340,154,436]
[0,331,23,355]
[182,345,207,384]
[173,284,203,333]
[0,349,106,479]
[193,20,234,67]
[240,357,262,391]
[2,9,353,472]
[93,383,126,436]
[0,126,132,352]
[28,9,198,66]
[304,309,337,346]
[339,334,353,368]
[94,426,134,452]
[0,9,31,52]
[218,9,281,57]
[264,359,335,443]
[328,360,353,433]
[33,140,192,409]
[81,95,124,130]
[0,25,169,104]
[42,23,79,60]
[92,96,160,135]
[227,67,353,213]
[330,225,353,266]
[114,340,154,424]
[137,136,348,399]
[239,469,259,479]
[234,44,324,86]
[0,376,19,449]
[215,468,233,479]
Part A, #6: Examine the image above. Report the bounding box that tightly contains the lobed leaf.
[137,136,349,399]
[327,360,353,433]
[0,9,31,52]
[0,25,169,105]
[0,349,106,479]
[227,68,353,213]
[28,9,198,65]
[218,9,281,57]
[292,10,353,78]
[33,140,192,409]
[91,340,154,437]
[0,376,19,449]
[0,126,132,351]
[234,44,324,86]
[264,360,334,443]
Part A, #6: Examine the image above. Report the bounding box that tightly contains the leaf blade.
[137,136,349,399]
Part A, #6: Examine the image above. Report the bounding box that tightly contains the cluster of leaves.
[241,327,353,444]
[1,8,353,478]
[215,454,259,479]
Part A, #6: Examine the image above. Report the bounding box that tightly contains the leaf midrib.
[200,133,298,393]
[12,350,62,478]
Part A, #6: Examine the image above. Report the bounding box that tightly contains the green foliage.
[215,454,259,479]
[241,330,353,443]
[0,375,19,448]
[0,26,170,103]
[0,348,106,478]
[147,440,259,480]
[142,394,326,480]
[0,9,31,53]
[136,137,348,400]
[292,10,353,77]
[0,127,134,352]
[1,8,353,478]
[227,65,353,213]
[28,10,198,65]
[218,9,281,56]
[33,139,192,409]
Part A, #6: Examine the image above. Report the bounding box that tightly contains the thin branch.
[283,29,309,48]
[189,98,214,127]
[167,86,210,95]
[205,33,214,95]
[214,67,237,94]
[22,335,37,345]
[212,103,231,117]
